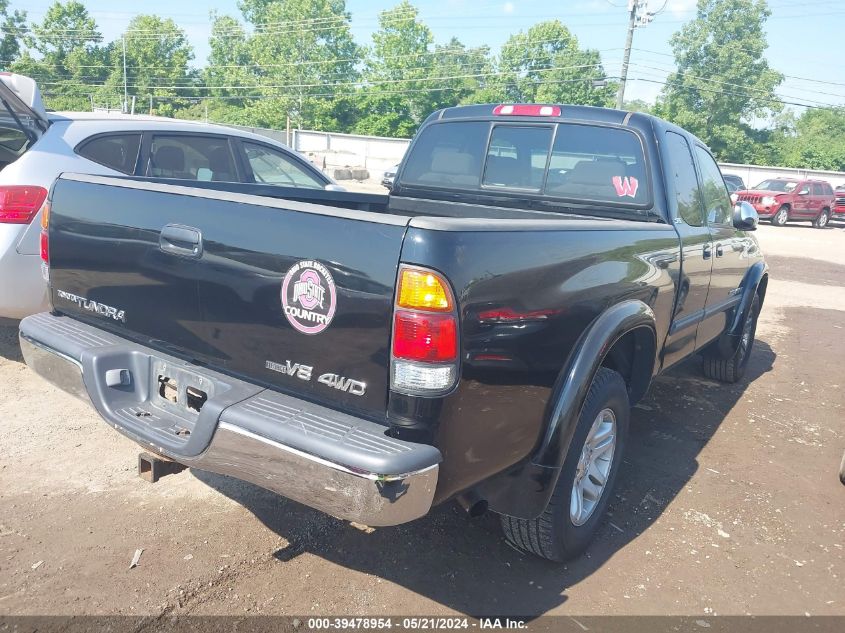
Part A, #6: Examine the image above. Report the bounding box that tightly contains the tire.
[702,294,760,383]
[500,367,629,562]
[813,209,830,229]
[771,206,789,226]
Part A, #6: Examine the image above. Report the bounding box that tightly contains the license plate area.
[149,359,215,439]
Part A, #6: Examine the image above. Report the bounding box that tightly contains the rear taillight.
[0,185,48,224]
[40,201,51,275]
[393,311,457,361]
[391,266,459,395]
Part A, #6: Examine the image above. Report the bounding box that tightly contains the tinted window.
[545,124,647,204]
[822,183,833,195]
[402,121,488,189]
[811,183,823,195]
[483,125,552,190]
[77,134,141,175]
[147,135,236,181]
[0,125,28,152]
[694,146,732,226]
[243,142,325,189]
[754,179,798,192]
[665,132,703,227]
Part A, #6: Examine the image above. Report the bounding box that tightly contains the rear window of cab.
[401,120,649,206]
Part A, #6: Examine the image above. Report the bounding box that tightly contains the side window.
[823,184,833,196]
[242,142,325,189]
[694,146,732,226]
[665,132,703,227]
[797,182,810,195]
[483,125,553,190]
[147,135,236,182]
[77,134,141,175]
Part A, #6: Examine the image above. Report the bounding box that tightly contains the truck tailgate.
[47,174,410,419]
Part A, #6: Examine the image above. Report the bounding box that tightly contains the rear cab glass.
[400,119,650,211]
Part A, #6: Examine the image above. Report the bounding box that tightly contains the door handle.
[703,244,712,260]
[159,224,203,258]
[715,244,724,257]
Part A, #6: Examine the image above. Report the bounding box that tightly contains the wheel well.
[757,274,768,309]
[600,326,656,405]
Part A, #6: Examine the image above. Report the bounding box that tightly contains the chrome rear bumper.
[19,314,440,526]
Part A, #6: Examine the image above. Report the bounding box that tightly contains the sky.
[19,0,845,111]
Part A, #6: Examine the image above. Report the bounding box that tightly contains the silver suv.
[0,74,337,319]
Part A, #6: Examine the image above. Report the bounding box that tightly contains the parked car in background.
[735,178,835,228]
[382,164,399,188]
[0,73,339,320]
[833,185,845,218]
[722,173,746,192]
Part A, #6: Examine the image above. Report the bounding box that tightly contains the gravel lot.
[0,221,843,617]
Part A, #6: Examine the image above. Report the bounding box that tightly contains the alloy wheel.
[570,408,617,526]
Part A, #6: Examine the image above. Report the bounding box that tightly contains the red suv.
[834,185,845,218]
[736,178,835,228]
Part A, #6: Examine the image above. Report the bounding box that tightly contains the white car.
[0,73,340,319]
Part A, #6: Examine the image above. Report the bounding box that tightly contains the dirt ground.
[0,221,843,618]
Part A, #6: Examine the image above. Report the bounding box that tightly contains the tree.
[766,108,845,171]
[354,2,436,137]
[498,21,615,107]
[655,0,783,162]
[0,0,26,69]
[11,1,103,111]
[98,14,195,113]
[243,0,358,130]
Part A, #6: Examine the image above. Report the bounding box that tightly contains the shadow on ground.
[193,340,776,616]
[0,318,22,363]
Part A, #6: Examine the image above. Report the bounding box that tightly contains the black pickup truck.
[20,104,767,562]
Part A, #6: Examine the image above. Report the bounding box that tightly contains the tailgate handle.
[160,224,202,258]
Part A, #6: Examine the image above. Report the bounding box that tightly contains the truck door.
[692,144,752,349]
[661,131,713,369]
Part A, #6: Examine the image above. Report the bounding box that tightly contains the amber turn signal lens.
[397,268,453,312]
[40,201,50,230]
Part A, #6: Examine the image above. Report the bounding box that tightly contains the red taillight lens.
[0,185,48,224]
[40,229,49,262]
[393,310,457,362]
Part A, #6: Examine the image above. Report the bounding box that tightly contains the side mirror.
[733,201,758,231]
[798,189,809,196]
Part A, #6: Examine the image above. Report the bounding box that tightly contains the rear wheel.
[500,367,629,562]
[771,206,789,226]
[813,208,830,229]
[702,294,760,383]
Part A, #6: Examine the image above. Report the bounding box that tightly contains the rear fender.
[480,299,657,519]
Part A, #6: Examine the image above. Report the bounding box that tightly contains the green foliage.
[106,15,194,104]
[0,0,26,69]
[765,108,845,171]
[498,21,615,107]
[0,0,840,175]
[655,0,783,162]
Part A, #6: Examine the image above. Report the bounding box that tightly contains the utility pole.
[616,0,654,110]
[122,35,128,114]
